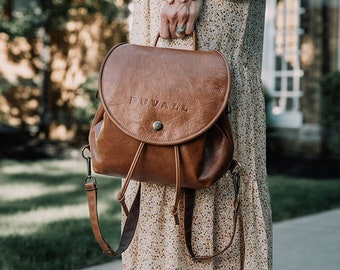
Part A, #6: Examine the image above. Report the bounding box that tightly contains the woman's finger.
[185,0,202,35]
[174,4,189,38]
[185,18,195,35]
[160,13,171,39]
[160,0,194,39]
[160,1,179,39]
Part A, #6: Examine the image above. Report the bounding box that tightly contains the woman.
[123,0,272,269]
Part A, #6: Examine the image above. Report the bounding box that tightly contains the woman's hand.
[160,0,203,39]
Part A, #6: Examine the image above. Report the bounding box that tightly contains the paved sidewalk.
[82,208,340,270]
[273,208,340,270]
[82,260,123,270]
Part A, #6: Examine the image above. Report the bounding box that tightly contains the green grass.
[269,175,340,222]
[0,158,340,269]
[0,159,122,270]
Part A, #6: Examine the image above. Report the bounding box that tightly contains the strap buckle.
[228,160,241,214]
[229,160,241,196]
[82,145,97,186]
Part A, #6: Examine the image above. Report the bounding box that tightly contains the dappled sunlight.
[0,158,122,238]
[0,35,34,83]
[1,158,85,175]
[0,7,128,136]
[49,124,76,141]
[0,202,110,236]
[301,36,315,67]
[0,183,77,202]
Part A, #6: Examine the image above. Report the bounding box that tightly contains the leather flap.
[99,43,231,145]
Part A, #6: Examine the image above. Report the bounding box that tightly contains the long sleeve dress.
[122,0,272,269]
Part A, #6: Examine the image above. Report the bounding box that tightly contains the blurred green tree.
[0,0,130,141]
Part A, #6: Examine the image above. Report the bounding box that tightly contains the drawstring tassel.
[171,145,181,225]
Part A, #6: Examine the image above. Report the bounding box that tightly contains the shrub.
[320,71,340,158]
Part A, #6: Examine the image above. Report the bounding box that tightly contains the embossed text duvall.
[129,96,188,112]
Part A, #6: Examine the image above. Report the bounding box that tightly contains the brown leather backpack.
[82,36,241,262]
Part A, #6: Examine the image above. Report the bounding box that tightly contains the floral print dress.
[122,0,272,269]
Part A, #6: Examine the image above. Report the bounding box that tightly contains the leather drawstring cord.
[117,142,145,216]
[171,145,181,225]
[117,142,181,225]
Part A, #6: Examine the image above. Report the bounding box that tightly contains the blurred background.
[0,0,131,154]
[0,0,339,269]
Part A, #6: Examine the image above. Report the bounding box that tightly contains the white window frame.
[262,0,304,128]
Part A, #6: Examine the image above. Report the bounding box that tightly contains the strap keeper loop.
[117,192,124,202]
[85,182,97,191]
[171,206,180,225]
[103,249,115,257]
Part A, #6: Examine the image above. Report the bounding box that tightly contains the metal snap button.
[152,121,163,131]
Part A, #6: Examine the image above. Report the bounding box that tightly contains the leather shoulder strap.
[183,160,241,262]
[85,182,141,257]
[184,188,239,262]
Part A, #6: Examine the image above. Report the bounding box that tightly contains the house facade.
[262,0,340,158]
